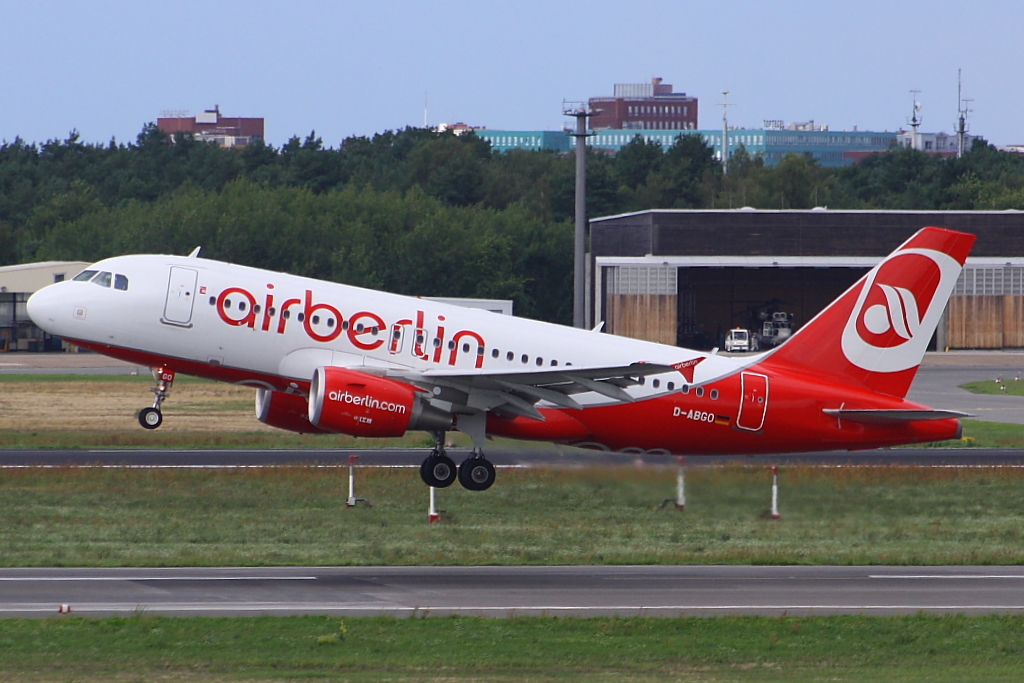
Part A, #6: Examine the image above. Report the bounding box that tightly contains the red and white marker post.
[769,466,781,520]
[428,486,440,524]
[675,456,686,510]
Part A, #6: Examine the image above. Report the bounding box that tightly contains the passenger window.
[491,349,499,358]
[710,389,718,400]
[506,351,514,361]
[696,387,705,397]
[92,271,112,287]
[668,382,675,391]
[114,274,128,291]
[209,296,216,306]
[653,379,660,388]
[73,270,98,282]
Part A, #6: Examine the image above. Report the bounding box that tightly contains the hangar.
[0,261,89,352]
[590,210,1024,351]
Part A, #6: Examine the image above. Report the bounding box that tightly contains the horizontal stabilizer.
[822,408,972,425]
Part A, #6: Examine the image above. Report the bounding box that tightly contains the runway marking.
[4,604,1024,615]
[868,573,1024,581]
[0,576,318,582]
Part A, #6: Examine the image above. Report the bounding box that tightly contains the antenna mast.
[956,70,972,159]
[719,91,735,174]
[908,90,922,151]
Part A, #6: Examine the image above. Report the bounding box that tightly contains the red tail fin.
[759,227,975,398]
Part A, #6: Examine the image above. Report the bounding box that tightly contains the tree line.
[2,124,1023,323]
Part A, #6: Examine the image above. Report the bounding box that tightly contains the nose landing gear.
[138,367,175,430]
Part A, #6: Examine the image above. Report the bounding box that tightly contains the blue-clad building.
[475,127,897,167]
[474,130,571,153]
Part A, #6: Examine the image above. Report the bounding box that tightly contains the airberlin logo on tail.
[841,248,962,373]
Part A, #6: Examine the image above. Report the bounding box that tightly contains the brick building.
[157,106,264,148]
[588,78,698,131]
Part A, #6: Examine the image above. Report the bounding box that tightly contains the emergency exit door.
[736,372,769,432]
[162,267,198,327]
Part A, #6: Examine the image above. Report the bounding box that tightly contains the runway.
[4,565,1024,618]
[2,447,1024,467]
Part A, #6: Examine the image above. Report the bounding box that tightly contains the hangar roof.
[590,210,1024,259]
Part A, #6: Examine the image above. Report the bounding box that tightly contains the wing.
[386,362,678,421]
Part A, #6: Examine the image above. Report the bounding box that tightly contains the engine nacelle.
[308,366,454,437]
[255,388,330,434]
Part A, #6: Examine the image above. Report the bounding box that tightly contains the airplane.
[26,227,975,491]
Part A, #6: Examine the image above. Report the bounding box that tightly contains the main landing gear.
[138,367,175,430]
[419,431,496,491]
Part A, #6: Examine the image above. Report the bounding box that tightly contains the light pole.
[563,102,596,329]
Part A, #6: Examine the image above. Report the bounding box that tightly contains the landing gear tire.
[458,456,496,492]
[139,407,163,430]
[420,451,457,488]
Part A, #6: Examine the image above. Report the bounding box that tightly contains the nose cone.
[26,284,65,334]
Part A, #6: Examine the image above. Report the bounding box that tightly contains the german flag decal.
[714,415,731,426]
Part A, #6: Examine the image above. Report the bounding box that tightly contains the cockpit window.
[92,271,112,287]
[114,274,128,291]
[73,270,98,282]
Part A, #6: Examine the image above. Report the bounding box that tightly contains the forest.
[3,124,1024,323]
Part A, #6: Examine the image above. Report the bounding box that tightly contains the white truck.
[724,328,758,353]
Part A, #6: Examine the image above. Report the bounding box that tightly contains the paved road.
[908,366,1024,425]
[4,565,1024,618]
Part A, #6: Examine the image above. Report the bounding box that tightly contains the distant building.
[0,261,89,351]
[473,130,571,153]
[588,78,698,131]
[897,130,974,157]
[157,106,264,148]
[477,126,896,167]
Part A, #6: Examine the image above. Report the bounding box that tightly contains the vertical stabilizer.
[759,227,975,398]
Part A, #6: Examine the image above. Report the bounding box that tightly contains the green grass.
[962,379,1024,396]
[1,613,1023,682]
[3,466,1024,567]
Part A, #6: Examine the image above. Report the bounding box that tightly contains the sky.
[2,0,1022,149]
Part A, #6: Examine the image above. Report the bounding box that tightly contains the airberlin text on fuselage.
[214,285,486,368]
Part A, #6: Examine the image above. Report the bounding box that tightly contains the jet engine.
[307,366,454,437]
[255,388,330,434]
